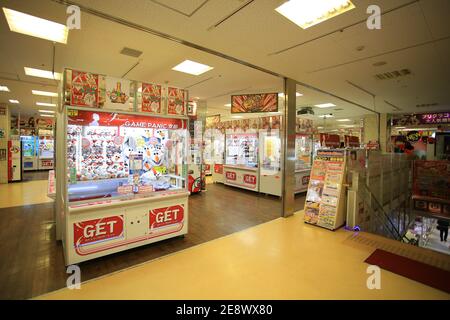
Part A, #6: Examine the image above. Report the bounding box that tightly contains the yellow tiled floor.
[0,180,53,208]
[39,213,450,300]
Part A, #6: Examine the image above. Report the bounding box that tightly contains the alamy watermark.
[366,265,381,290]
[66,265,81,290]
[66,5,81,30]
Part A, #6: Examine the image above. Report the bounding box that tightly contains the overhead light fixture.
[317,126,324,129]
[275,0,356,30]
[0,85,10,92]
[40,114,55,118]
[395,126,406,129]
[318,114,334,118]
[337,119,351,122]
[3,8,68,44]
[278,92,303,97]
[36,102,56,107]
[9,99,19,104]
[315,103,336,108]
[224,103,231,107]
[232,116,243,119]
[172,60,213,76]
[339,124,355,127]
[32,90,58,97]
[38,109,55,114]
[24,67,61,80]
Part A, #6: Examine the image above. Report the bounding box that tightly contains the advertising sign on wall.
[231,93,278,113]
[69,70,101,108]
[393,112,450,126]
[104,76,132,111]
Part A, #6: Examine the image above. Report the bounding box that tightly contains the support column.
[362,114,379,145]
[0,104,10,184]
[281,78,296,217]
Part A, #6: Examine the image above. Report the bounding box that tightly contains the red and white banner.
[167,87,186,115]
[74,215,124,247]
[70,70,100,108]
[141,83,162,113]
[149,205,184,229]
[68,109,186,129]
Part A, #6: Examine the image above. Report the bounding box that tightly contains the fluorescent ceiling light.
[3,8,68,44]
[337,119,351,122]
[9,99,19,104]
[40,114,54,118]
[339,124,355,127]
[315,103,336,108]
[172,60,213,76]
[395,127,406,129]
[36,102,56,107]
[24,67,61,80]
[38,109,55,114]
[0,85,10,92]
[318,114,334,118]
[224,103,231,107]
[278,92,303,97]
[317,126,324,129]
[275,0,356,30]
[32,90,58,97]
[232,116,243,119]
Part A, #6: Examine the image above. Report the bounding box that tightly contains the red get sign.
[226,171,236,181]
[150,205,184,229]
[74,215,124,247]
[244,174,257,185]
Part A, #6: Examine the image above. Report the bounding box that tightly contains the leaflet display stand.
[304,149,347,230]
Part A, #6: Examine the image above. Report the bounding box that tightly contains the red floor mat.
[364,249,450,294]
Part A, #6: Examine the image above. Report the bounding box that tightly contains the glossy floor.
[39,213,450,300]
[0,176,298,299]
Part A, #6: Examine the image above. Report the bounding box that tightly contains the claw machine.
[295,134,313,193]
[56,68,190,265]
[211,127,225,184]
[223,119,259,192]
[38,129,54,170]
[259,116,282,196]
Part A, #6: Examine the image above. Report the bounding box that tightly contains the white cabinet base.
[223,165,259,192]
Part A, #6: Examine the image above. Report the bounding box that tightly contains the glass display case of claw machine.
[59,107,189,265]
[38,129,54,170]
[188,118,203,194]
[211,128,225,184]
[295,134,313,193]
[21,135,38,171]
[203,129,213,176]
[224,132,259,192]
[259,130,281,196]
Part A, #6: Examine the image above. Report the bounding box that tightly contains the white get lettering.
[84,221,117,238]
[156,208,180,224]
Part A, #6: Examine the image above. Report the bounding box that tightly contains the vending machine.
[37,134,54,170]
[21,136,38,171]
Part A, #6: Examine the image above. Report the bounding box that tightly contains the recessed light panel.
[315,103,336,108]
[172,60,214,76]
[3,8,69,44]
[36,102,56,107]
[32,90,58,97]
[25,67,61,80]
[0,85,10,92]
[9,99,19,104]
[275,0,355,30]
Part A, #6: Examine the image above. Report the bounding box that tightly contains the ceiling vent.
[374,69,411,80]
[120,47,143,58]
[416,103,439,108]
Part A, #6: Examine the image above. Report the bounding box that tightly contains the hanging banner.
[344,135,360,148]
[320,134,340,148]
[167,87,186,115]
[206,115,221,129]
[393,112,450,126]
[104,76,132,111]
[231,93,278,113]
[69,70,101,108]
[140,83,162,114]
[68,109,185,129]
[296,118,314,133]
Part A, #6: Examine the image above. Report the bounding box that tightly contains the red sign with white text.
[214,164,223,174]
[74,215,124,247]
[244,174,257,185]
[226,171,236,181]
[150,205,184,229]
[68,109,186,129]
